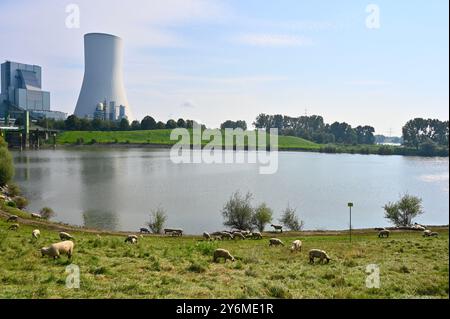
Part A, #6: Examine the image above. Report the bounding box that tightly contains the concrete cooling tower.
[74,33,133,120]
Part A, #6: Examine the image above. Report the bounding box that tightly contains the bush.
[7,183,21,197]
[14,196,28,209]
[222,191,254,230]
[320,145,337,154]
[252,203,273,232]
[7,201,16,208]
[279,205,304,231]
[76,138,84,145]
[40,207,56,220]
[147,207,167,234]
[0,146,14,186]
[384,194,424,227]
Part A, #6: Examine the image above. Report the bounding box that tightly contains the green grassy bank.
[0,205,448,299]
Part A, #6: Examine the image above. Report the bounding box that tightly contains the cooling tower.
[74,33,133,120]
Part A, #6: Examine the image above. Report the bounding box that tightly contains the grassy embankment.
[0,203,448,299]
[55,130,449,156]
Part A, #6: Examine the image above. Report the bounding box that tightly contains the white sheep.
[31,213,42,219]
[251,232,263,240]
[213,249,235,263]
[203,232,212,241]
[220,232,234,240]
[309,249,331,264]
[423,230,432,237]
[290,240,302,252]
[125,235,138,244]
[32,229,41,239]
[269,238,285,247]
[59,232,74,240]
[41,241,74,260]
[378,229,390,238]
[233,232,246,240]
[8,224,19,231]
[7,215,18,222]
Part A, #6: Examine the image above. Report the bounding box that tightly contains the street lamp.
[348,202,354,243]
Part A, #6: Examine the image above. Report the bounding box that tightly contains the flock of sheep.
[3,214,440,266]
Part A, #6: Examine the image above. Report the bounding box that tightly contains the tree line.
[253,113,376,145]
[402,118,449,149]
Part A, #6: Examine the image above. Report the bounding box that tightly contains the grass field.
[0,206,448,299]
[56,129,321,151]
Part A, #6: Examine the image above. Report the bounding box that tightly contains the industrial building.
[74,33,132,121]
[0,61,67,121]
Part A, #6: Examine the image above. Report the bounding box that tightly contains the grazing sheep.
[291,240,302,252]
[31,213,42,219]
[429,232,439,237]
[8,223,19,231]
[378,229,390,238]
[269,238,285,246]
[220,232,234,240]
[233,232,246,240]
[423,230,432,237]
[251,232,263,240]
[140,228,150,234]
[59,232,74,240]
[164,228,183,237]
[309,249,331,264]
[41,241,74,260]
[271,224,283,233]
[212,235,222,241]
[7,215,18,222]
[203,232,212,241]
[125,235,138,244]
[213,249,235,263]
[32,229,41,239]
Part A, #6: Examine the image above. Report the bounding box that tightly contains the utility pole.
[348,202,354,243]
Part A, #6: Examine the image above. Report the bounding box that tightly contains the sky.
[0,0,448,135]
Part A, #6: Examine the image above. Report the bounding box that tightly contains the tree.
[355,125,375,144]
[141,116,156,130]
[419,138,438,156]
[252,203,273,232]
[177,118,187,128]
[119,118,130,131]
[40,207,56,220]
[147,207,167,234]
[156,121,166,130]
[165,119,177,129]
[222,191,254,230]
[131,120,141,130]
[384,194,424,227]
[0,142,14,186]
[253,114,271,130]
[220,120,247,130]
[14,196,28,209]
[65,115,80,130]
[279,205,304,231]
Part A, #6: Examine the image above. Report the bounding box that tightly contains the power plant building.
[74,33,132,121]
[0,61,66,120]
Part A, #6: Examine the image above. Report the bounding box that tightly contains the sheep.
[212,235,222,241]
[164,228,183,237]
[423,230,432,237]
[251,232,263,240]
[32,229,41,239]
[41,241,74,260]
[290,240,302,253]
[378,229,390,238]
[269,238,285,247]
[140,228,150,234]
[125,235,138,244]
[31,213,42,219]
[203,232,212,241]
[271,224,283,233]
[309,249,331,264]
[220,232,234,240]
[213,249,235,263]
[233,232,246,240]
[59,232,74,240]
[427,232,439,237]
[7,215,18,222]
[8,223,19,231]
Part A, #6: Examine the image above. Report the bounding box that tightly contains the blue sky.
[0,0,448,135]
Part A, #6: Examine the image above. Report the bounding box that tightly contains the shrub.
[76,138,84,145]
[384,194,424,227]
[147,207,167,234]
[222,191,254,230]
[90,139,97,145]
[320,145,337,154]
[14,196,28,209]
[252,203,273,232]
[0,146,14,186]
[7,201,16,208]
[279,205,304,231]
[7,183,21,197]
[40,207,56,220]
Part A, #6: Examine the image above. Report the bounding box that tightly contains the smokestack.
[74,33,133,120]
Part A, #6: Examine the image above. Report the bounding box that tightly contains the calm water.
[12,148,449,234]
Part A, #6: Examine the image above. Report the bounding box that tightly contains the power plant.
[74,33,132,121]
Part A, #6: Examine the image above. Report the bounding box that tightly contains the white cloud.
[234,33,313,47]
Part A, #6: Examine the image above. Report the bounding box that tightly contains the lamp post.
[19,133,23,151]
[348,202,354,243]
